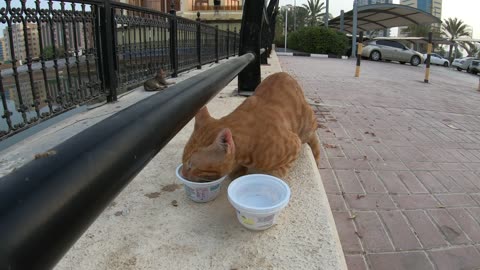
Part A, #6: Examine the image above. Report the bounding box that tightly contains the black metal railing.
[0,0,239,141]
[0,0,277,268]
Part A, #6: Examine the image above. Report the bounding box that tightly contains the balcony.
[190,0,242,11]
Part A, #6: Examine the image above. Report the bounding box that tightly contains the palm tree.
[442,18,471,61]
[400,24,441,52]
[401,24,440,38]
[459,41,479,57]
[302,0,326,26]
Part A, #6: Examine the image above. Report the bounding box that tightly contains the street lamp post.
[351,0,358,58]
[325,0,329,27]
[284,4,292,52]
[294,0,296,31]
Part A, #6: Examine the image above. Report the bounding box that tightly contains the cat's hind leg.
[307,132,321,167]
[264,132,302,179]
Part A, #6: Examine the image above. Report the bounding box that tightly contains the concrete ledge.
[0,52,346,269]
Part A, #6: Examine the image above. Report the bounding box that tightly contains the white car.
[423,53,450,67]
[452,57,476,71]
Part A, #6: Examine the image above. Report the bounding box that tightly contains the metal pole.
[196,12,202,69]
[100,0,117,102]
[293,0,296,31]
[325,0,329,28]
[238,0,265,94]
[284,7,288,52]
[424,32,432,83]
[355,31,363,77]
[351,0,358,58]
[215,25,219,63]
[169,1,178,77]
[0,53,256,270]
[340,10,344,32]
[226,25,230,59]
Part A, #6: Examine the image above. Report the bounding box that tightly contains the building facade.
[358,0,392,6]
[40,22,92,56]
[0,37,5,63]
[400,0,442,19]
[117,0,242,31]
[357,0,393,37]
[3,23,40,63]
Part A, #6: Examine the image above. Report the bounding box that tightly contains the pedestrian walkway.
[280,56,480,270]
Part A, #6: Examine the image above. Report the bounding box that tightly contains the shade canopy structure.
[329,4,442,33]
[373,36,454,46]
[454,38,480,43]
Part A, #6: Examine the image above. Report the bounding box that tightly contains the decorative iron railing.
[0,0,277,268]
[0,0,239,141]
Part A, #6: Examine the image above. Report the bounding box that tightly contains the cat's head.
[181,107,236,182]
[157,69,166,77]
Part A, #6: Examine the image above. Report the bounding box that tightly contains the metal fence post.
[99,1,118,102]
[226,25,230,59]
[266,0,279,58]
[233,27,237,56]
[238,0,265,95]
[196,12,202,69]
[169,1,178,77]
[215,25,219,63]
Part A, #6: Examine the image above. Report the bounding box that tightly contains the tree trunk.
[448,43,453,62]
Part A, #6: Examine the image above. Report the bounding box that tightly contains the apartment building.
[357,0,393,37]
[358,0,392,6]
[118,0,242,31]
[0,37,6,63]
[3,23,40,63]
[400,0,442,18]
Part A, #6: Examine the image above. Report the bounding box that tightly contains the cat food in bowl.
[175,164,227,203]
[227,174,291,230]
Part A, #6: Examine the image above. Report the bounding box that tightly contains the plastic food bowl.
[175,164,227,203]
[227,174,291,230]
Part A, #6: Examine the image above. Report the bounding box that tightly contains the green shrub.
[287,27,348,55]
[274,35,285,48]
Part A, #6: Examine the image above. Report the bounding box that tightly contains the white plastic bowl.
[175,164,227,202]
[228,174,291,230]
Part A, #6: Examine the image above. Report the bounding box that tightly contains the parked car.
[361,40,424,66]
[423,53,450,67]
[451,57,476,71]
[468,59,480,74]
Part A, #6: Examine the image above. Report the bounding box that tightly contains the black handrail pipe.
[0,53,255,270]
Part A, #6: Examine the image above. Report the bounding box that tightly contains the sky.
[280,0,480,38]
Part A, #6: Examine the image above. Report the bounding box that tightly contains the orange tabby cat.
[181,72,320,182]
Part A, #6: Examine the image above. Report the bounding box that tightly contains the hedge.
[287,27,348,56]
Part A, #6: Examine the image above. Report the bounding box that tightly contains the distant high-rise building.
[0,37,6,62]
[3,23,40,62]
[357,0,393,37]
[40,22,92,55]
[400,0,442,19]
[358,0,392,6]
[399,0,442,36]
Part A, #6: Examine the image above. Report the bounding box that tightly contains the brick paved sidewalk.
[280,56,480,270]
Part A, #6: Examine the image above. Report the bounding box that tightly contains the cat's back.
[254,72,304,103]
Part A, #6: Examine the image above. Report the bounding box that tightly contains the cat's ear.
[194,106,211,128]
[215,128,235,154]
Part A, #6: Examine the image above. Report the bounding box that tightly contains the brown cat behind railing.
[181,72,320,182]
[144,69,175,91]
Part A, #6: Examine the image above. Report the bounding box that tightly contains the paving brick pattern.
[279,57,480,270]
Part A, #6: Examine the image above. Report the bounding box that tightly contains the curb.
[277,52,349,59]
